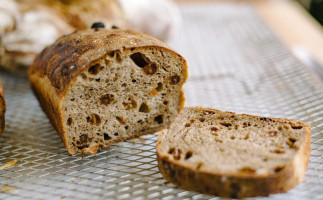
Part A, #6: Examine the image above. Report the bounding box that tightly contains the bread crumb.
[0,160,16,170]
[131,138,147,144]
[1,185,17,193]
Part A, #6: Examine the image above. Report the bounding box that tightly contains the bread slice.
[0,79,5,134]
[156,107,311,198]
[29,27,187,155]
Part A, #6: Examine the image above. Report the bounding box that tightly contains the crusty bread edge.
[156,107,311,198]
[0,79,5,134]
[29,45,188,155]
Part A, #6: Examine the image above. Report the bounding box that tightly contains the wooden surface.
[175,0,323,64]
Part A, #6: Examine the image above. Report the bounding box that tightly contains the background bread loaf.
[0,0,181,71]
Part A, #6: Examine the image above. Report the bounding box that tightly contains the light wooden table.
[175,0,323,65]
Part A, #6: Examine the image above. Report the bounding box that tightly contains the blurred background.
[298,0,323,25]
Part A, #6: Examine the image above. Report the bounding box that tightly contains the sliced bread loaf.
[29,26,187,154]
[156,107,311,198]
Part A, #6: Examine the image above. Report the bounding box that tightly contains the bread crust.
[29,28,188,154]
[0,79,5,134]
[156,107,311,198]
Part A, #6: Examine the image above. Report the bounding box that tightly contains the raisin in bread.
[0,79,5,134]
[29,26,188,155]
[156,107,311,198]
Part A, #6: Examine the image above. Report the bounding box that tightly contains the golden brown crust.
[29,28,188,154]
[156,107,311,198]
[29,28,179,95]
[0,79,5,134]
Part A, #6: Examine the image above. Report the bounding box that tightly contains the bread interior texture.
[159,108,307,175]
[62,48,185,153]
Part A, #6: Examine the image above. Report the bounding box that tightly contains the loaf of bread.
[29,26,188,155]
[0,79,5,134]
[156,107,311,198]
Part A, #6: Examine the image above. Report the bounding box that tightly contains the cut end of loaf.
[62,47,186,154]
[156,107,311,198]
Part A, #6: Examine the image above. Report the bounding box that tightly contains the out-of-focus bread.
[0,0,181,72]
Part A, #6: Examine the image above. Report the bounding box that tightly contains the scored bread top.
[157,107,311,177]
[29,28,186,95]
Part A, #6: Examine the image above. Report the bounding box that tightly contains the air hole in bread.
[168,147,175,154]
[199,118,205,122]
[130,52,149,68]
[154,115,163,124]
[95,78,100,82]
[124,126,129,130]
[220,122,232,127]
[173,149,182,160]
[239,167,256,173]
[143,63,157,75]
[70,98,75,102]
[104,133,111,140]
[116,116,126,124]
[286,137,297,148]
[88,64,101,75]
[78,134,89,145]
[108,51,116,58]
[139,103,150,113]
[156,82,163,91]
[270,149,285,154]
[81,73,87,80]
[163,101,168,105]
[210,127,218,132]
[122,97,137,110]
[185,151,193,160]
[244,134,249,140]
[242,122,250,128]
[87,114,101,126]
[132,79,137,83]
[67,118,72,126]
[266,130,277,137]
[100,94,114,106]
[170,75,180,85]
[230,136,235,140]
[162,67,169,72]
[273,166,285,173]
[278,126,283,130]
[185,120,195,127]
[291,124,303,129]
[116,51,122,63]
[114,132,119,136]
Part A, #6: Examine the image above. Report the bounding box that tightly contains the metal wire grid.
[0,2,322,200]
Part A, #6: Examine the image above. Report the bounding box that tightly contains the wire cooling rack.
[0,2,323,200]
